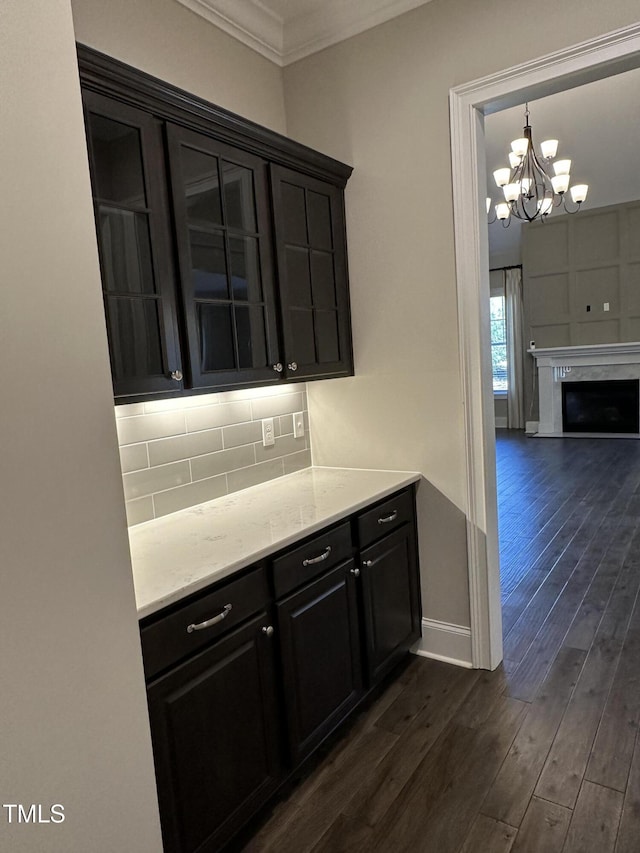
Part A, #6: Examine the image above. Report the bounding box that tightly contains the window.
[490,294,507,392]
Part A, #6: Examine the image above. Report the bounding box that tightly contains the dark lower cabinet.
[140,485,421,852]
[277,561,362,765]
[146,612,281,853]
[360,525,421,685]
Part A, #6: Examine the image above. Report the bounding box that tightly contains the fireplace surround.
[529,342,640,437]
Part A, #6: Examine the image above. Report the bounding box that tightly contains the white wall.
[0,2,162,850]
[283,0,640,643]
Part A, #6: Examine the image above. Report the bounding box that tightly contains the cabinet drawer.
[357,488,414,548]
[140,565,269,680]
[273,522,353,599]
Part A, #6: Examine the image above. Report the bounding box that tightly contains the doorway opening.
[449,22,640,669]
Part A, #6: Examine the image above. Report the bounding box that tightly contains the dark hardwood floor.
[242,432,640,852]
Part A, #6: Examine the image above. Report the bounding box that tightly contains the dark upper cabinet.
[83,91,182,398]
[78,45,353,402]
[271,166,353,380]
[166,125,281,389]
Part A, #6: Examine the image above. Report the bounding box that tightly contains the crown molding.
[176,0,284,65]
[176,0,432,66]
[282,0,432,65]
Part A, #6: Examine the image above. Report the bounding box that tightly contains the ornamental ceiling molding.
[175,0,432,66]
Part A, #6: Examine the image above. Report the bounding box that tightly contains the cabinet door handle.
[362,560,373,568]
[350,567,360,577]
[378,510,398,525]
[287,362,298,372]
[272,363,283,373]
[302,545,332,566]
[170,369,183,381]
[262,625,275,637]
[186,603,232,633]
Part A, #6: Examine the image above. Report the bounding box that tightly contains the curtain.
[505,267,525,429]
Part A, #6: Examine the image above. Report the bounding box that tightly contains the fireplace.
[562,379,640,434]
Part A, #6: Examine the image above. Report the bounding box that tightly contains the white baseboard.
[412,618,473,668]
[495,416,508,428]
[525,420,539,435]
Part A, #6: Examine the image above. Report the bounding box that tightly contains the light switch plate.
[293,412,305,439]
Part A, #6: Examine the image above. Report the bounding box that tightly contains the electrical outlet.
[293,412,305,439]
[262,417,275,447]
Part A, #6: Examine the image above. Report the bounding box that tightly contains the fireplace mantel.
[529,342,640,437]
[529,342,640,368]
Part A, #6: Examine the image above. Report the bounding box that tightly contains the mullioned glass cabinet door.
[166,125,281,390]
[82,91,182,399]
[270,165,353,382]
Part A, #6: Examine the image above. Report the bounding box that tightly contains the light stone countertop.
[129,466,421,619]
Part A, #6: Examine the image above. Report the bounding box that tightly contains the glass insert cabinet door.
[166,125,280,389]
[82,91,182,398]
[270,165,353,380]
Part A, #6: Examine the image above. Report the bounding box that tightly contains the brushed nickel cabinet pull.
[170,369,183,381]
[350,567,360,577]
[362,560,373,568]
[378,510,398,525]
[186,604,232,633]
[302,545,332,566]
[262,625,275,637]
[273,363,283,373]
[287,362,298,372]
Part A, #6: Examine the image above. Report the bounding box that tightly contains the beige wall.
[0,1,162,850]
[1,1,292,849]
[71,0,286,134]
[524,199,640,420]
[283,0,640,628]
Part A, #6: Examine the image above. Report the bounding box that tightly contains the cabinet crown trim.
[77,43,353,186]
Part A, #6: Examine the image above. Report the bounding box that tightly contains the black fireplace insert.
[562,379,640,433]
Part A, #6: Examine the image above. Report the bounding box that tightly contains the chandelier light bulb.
[486,197,492,213]
[504,183,521,202]
[493,168,511,188]
[540,139,559,159]
[537,197,553,215]
[520,178,532,195]
[509,151,521,169]
[496,203,510,220]
[551,174,570,194]
[553,159,572,176]
[570,184,589,204]
[511,137,529,157]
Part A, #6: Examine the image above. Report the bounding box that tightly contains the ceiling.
[486,67,640,261]
[175,0,434,65]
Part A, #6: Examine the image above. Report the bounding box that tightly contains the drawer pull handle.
[362,560,373,568]
[378,510,398,525]
[186,603,232,633]
[262,625,275,637]
[302,545,332,566]
[350,567,360,577]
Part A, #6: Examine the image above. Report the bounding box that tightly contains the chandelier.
[487,104,588,226]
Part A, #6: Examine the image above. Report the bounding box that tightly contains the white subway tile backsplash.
[227,458,284,493]
[185,401,252,433]
[255,433,305,463]
[191,445,255,481]
[119,442,149,474]
[148,430,223,467]
[123,460,191,501]
[152,474,227,518]
[251,391,304,420]
[119,384,312,524]
[117,411,186,445]
[124,496,154,526]
[222,420,262,449]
